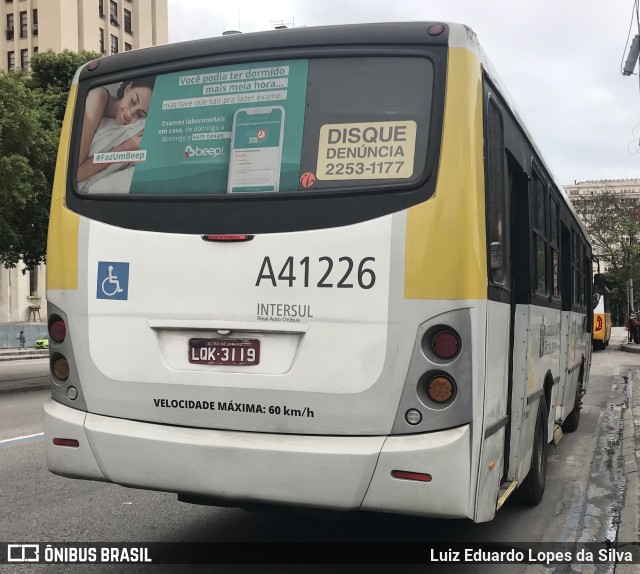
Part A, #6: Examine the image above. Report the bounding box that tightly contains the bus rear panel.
[44,23,591,523]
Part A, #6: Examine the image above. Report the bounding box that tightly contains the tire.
[518,395,548,506]
[563,380,582,433]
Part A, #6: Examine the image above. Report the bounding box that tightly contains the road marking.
[0,432,44,447]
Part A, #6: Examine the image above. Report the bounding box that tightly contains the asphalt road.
[0,358,48,394]
[0,334,637,573]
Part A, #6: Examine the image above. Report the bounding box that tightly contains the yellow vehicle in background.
[592,274,611,350]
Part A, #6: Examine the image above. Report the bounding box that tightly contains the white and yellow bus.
[592,276,611,349]
[44,22,592,522]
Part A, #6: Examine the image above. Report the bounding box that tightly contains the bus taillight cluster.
[419,327,462,408]
[48,315,69,382]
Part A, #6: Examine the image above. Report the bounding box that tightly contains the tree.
[28,49,101,123]
[0,72,58,269]
[0,50,100,270]
[572,188,640,323]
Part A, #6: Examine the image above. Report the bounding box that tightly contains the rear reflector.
[53,438,79,448]
[202,235,254,242]
[391,470,432,482]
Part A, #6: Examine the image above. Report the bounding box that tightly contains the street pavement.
[0,328,638,562]
[0,348,49,394]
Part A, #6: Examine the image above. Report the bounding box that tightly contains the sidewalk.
[610,326,640,572]
[0,348,49,361]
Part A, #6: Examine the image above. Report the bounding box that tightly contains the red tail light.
[49,318,67,343]
[595,316,603,331]
[431,330,460,360]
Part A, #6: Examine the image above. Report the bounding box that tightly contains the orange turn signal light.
[427,375,456,404]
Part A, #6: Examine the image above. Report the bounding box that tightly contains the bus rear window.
[74,57,433,196]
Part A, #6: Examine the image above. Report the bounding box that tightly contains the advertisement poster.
[78,59,308,195]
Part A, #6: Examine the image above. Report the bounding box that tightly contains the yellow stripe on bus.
[404,48,487,300]
[47,85,79,291]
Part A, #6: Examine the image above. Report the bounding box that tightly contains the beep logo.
[183,145,224,159]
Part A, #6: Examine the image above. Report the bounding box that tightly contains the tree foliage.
[0,50,100,270]
[0,72,57,269]
[28,49,101,123]
[572,188,640,323]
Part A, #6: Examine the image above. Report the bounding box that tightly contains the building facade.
[565,179,640,274]
[564,179,640,201]
[1,0,168,330]
[1,0,168,72]
[0,264,46,325]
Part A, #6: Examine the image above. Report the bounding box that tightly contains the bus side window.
[549,195,560,300]
[485,98,509,287]
[531,170,548,296]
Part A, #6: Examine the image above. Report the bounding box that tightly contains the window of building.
[6,13,14,40]
[20,48,28,70]
[33,46,37,54]
[99,28,105,53]
[110,34,118,55]
[99,0,105,19]
[29,269,38,296]
[125,42,132,51]
[5,1,13,4]
[19,11,26,38]
[110,1,119,26]
[32,9,37,35]
[7,51,15,70]
[124,8,132,34]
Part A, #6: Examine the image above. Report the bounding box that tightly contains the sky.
[167,0,640,186]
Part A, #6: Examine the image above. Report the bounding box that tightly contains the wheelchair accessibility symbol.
[97,262,129,300]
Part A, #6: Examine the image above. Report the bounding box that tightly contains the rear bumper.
[44,398,472,518]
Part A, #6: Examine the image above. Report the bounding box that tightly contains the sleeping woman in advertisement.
[77,76,155,193]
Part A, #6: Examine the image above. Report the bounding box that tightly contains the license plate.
[188,338,260,366]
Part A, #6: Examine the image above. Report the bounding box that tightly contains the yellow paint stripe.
[553,424,563,445]
[404,48,487,300]
[496,480,518,510]
[47,85,80,291]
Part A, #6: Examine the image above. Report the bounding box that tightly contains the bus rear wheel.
[563,380,582,433]
[518,395,548,505]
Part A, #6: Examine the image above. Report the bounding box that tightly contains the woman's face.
[116,84,153,125]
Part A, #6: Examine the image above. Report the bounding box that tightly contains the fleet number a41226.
[255,256,376,289]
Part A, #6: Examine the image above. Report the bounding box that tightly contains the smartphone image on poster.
[227,106,285,193]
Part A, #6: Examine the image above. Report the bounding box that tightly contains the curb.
[621,344,640,354]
